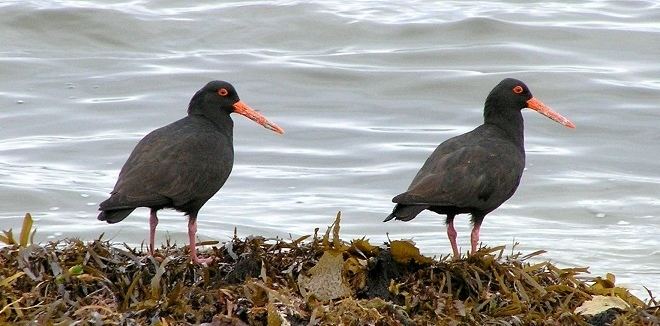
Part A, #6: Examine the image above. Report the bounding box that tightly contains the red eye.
[513,85,523,94]
[218,88,229,96]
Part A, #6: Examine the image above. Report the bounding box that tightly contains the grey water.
[1,1,659,297]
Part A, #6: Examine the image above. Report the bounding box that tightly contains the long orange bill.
[232,100,285,134]
[526,97,576,129]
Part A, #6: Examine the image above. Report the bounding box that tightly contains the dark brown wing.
[100,117,233,211]
[393,127,525,213]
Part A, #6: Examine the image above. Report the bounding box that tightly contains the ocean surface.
[1,1,659,296]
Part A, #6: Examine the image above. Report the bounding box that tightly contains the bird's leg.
[187,214,213,265]
[446,214,460,258]
[470,221,482,255]
[149,208,158,255]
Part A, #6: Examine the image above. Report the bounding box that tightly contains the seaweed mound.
[1,213,658,325]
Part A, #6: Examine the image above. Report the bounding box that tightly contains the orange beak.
[526,97,575,129]
[232,101,285,134]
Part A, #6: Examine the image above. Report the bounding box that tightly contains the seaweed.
[1,212,658,325]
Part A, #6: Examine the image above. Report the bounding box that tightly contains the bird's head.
[189,80,284,134]
[486,78,575,128]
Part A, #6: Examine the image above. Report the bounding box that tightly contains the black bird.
[384,78,574,257]
[98,81,284,264]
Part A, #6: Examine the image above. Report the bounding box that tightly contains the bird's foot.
[191,255,215,265]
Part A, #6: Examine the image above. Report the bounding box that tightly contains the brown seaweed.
[1,212,658,325]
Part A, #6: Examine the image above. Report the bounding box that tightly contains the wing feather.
[393,128,524,212]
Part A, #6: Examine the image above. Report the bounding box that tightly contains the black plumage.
[385,78,574,257]
[98,80,284,264]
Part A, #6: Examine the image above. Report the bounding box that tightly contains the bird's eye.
[218,88,229,96]
[513,85,523,94]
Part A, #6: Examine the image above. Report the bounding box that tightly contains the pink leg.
[149,208,158,255]
[188,214,213,265]
[446,217,460,258]
[470,222,482,255]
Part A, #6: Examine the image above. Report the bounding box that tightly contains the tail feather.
[383,204,428,222]
[98,208,135,224]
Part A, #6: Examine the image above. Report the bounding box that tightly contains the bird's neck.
[483,106,525,148]
[188,110,234,138]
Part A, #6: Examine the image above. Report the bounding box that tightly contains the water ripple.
[1,0,659,297]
